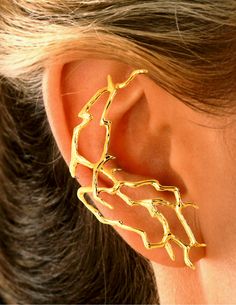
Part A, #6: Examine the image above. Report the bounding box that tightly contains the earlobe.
[43,58,206,269]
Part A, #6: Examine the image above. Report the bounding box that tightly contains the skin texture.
[43,58,236,304]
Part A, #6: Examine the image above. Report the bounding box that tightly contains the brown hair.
[0,0,236,303]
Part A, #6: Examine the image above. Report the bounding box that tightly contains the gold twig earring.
[69,69,206,269]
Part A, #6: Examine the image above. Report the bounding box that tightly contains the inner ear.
[109,91,151,173]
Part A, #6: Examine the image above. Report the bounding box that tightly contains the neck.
[152,257,236,304]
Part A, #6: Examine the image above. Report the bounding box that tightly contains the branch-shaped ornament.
[69,69,206,269]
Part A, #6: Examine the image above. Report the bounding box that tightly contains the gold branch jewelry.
[69,69,206,269]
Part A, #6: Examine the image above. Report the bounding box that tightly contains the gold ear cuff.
[69,69,206,269]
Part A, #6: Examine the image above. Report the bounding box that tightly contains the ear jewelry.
[69,69,206,269]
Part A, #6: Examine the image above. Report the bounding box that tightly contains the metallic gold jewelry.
[69,69,206,269]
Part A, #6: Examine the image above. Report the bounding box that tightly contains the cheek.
[172,123,236,258]
[170,121,225,202]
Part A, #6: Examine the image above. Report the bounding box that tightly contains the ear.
[42,58,205,269]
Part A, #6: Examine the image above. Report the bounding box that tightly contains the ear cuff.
[69,69,206,269]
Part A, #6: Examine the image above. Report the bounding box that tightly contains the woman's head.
[1,1,236,303]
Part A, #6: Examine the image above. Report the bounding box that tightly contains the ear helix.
[69,69,206,269]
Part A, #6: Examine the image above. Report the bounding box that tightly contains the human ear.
[42,58,205,269]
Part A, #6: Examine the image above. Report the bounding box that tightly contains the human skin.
[152,107,236,303]
[43,58,236,304]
